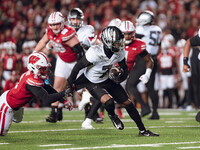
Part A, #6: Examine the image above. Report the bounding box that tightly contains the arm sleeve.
[25,84,65,104]
[72,43,85,60]
[139,49,148,57]
[135,33,144,39]
[67,56,92,86]
[118,58,129,82]
[190,35,200,47]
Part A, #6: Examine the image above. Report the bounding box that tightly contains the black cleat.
[139,130,159,136]
[57,108,63,121]
[148,111,160,120]
[140,104,151,117]
[108,114,124,130]
[46,112,57,123]
[195,111,200,122]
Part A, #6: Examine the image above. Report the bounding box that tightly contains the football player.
[135,10,162,119]
[182,28,200,122]
[65,26,159,136]
[0,52,72,136]
[34,11,84,123]
[119,20,154,114]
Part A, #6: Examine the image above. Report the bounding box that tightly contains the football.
[109,66,124,83]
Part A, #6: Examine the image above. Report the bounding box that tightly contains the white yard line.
[39,144,72,147]
[165,121,184,123]
[48,141,200,150]
[0,143,9,145]
[177,146,200,149]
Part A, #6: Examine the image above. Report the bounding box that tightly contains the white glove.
[139,68,152,84]
[88,35,97,46]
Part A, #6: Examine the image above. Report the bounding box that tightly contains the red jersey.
[46,25,77,62]
[157,52,175,70]
[124,39,146,72]
[6,71,44,109]
[1,53,18,71]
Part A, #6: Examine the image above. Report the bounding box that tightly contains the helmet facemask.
[48,12,65,34]
[101,26,124,53]
[68,8,84,29]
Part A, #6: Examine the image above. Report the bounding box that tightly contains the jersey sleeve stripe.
[26,78,43,87]
[62,32,76,41]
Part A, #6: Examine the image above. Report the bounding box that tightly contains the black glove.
[65,85,73,97]
[183,57,191,69]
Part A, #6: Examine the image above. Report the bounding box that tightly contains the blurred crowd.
[0,0,200,109]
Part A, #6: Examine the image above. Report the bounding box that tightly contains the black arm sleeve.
[135,33,144,39]
[190,35,200,47]
[139,50,148,57]
[118,58,128,82]
[72,43,85,60]
[67,56,92,86]
[25,84,65,104]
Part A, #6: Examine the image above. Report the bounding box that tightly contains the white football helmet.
[136,10,154,26]
[27,52,51,80]
[120,20,135,44]
[101,26,124,53]
[108,18,122,29]
[48,12,65,34]
[163,34,175,47]
[4,41,16,55]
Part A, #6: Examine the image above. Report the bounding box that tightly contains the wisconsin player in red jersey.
[34,12,84,123]
[119,20,154,117]
[0,52,72,136]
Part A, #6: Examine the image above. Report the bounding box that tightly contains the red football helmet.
[27,52,51,80]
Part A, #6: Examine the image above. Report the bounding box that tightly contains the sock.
[125,102,146,131]
[104,98,115,116]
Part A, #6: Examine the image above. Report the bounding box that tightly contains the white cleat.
[78,91,92,111]
[82,118,94,129]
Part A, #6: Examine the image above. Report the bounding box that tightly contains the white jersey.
[136,25,162,55]
[84,44,125,83]
[77,25,95,49]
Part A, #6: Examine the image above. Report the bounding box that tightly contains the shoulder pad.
[26,76,44,87]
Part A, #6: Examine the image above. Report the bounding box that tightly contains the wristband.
[183,57,188,65]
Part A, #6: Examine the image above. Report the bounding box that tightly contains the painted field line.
[21,120,83,123]
[177,146,200,149]
[165,121,184,123]
[0,143,9,145]
[48,141,200,150]
[39,144,72,147]
[9,125,200,134]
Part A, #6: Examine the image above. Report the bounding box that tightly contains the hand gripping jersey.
[124,38,146,72]
[136,25,162,55]
[46,25,77,62]
[6,71,44,110]
[84,44,125,83]
[76,25,95,49]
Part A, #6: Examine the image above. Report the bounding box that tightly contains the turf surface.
[0,108,200,150]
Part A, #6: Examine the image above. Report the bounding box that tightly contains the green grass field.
[0,108,200,150]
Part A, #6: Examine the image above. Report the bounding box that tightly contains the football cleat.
[94,117,104,124]
[46,112,57,123]
[139,130,159,136]
[82,118,94,129]
[57,108,63,121]
[148,111,160,120]
[140,105,151,117]
[108,114,124,130]
[78,91,91,111]
[195,111,200,122]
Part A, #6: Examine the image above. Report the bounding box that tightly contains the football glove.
[139,68,152,84]
[65,85,73,97]
[64,100,73,111]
